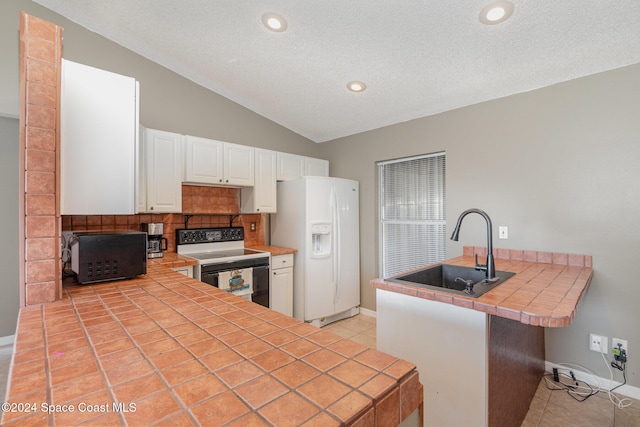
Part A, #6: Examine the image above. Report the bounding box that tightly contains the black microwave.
[70,231,147,284]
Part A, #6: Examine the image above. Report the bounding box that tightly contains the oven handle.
[199,258,270,273]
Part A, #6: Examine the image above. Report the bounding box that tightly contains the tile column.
[19,12,63,305]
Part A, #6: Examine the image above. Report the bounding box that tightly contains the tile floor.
[329,314,640,427]
[323,313,377,349]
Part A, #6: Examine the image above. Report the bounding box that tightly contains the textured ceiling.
[34,0,640,142]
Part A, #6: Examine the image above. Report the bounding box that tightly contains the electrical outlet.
[498,226,508,239]
[612,337,628,358]
[589,333,608,353]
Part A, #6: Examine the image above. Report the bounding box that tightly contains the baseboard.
[358,307,376,318]
[0,335,15,347]
[545,361,640,401]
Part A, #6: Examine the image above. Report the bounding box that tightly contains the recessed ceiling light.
[347,81,367,92]
[479,1,514,25]
[262,12,288,32]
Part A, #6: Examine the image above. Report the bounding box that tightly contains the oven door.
[251,264,270,307]
[199,257,270,307]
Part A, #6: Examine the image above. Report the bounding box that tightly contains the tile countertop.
[2,265,422,426]
[372,246,593,328]
[147,252,199,269]
[247,245,297,256]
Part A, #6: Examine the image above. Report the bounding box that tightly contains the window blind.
[378,152,446,278]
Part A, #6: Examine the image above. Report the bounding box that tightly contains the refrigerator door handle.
[331,188,340,303]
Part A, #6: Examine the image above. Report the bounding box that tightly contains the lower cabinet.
[270,254,294,316]
[172,266,193,278]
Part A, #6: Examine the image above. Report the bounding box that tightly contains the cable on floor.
[545,349,633,409]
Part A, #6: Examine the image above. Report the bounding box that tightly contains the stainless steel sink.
[387,263,514,298]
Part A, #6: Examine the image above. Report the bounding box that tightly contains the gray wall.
[0,117,20,338]
[320,63,640,386]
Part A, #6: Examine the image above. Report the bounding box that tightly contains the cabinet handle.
[219,179,223,183]
[257,208,260,212]
[150,206,154,211]
[225,179,229,183]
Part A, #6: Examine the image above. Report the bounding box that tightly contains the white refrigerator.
[271,177,360,326]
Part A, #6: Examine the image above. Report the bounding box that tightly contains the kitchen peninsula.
[372,246,593,427]
[3,257,422,426]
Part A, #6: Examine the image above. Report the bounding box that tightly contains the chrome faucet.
[450,208,497,281]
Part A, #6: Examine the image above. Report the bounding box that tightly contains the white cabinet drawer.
[271,254,294,270]
[172,266,193,278]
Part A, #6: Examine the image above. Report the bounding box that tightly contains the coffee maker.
[141,223,167,258]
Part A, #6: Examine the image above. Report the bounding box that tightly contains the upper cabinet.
[305,157,330,177]
[184,136,254,187]
[241,148,277,213]
[184,135,223,184]
[224,142,255,186]
[60,60,139,215]
[276,152,305,181]
[144,128,182,213]
[276,152,329,181]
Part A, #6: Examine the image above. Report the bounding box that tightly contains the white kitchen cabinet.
[184,136,254,186]
[184,135,223,184]
[224,142,254,186]
[276,152,329,180]
[137,125,147,213]
[241,148,277,213]
[60,59,140,214]
[305,157,329,177]
[270,254,294,316]
[276,152,306,181]
[172,266,193,278]
[144,128,182,213]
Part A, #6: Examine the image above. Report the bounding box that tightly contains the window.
[378,152,446,278]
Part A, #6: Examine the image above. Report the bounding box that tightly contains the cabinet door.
[137,125,147,213]
[172,266,193,278]
[241,148,276,213]
[276,152,305,181]
[224,142,254,186]
[145,129,182,213]
[184,135,224,184]
[60,59,139,214]
[271,266,293,316]
[305,157,329,177]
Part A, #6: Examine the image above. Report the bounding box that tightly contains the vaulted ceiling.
[35,0,640,142]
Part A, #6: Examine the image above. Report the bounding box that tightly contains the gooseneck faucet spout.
[450,208,496,281]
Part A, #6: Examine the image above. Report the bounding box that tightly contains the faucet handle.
[474,254,487,271]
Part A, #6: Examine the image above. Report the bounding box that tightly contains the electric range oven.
[176,227,270,307]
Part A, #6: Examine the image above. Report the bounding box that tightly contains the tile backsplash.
[61,185,267,251]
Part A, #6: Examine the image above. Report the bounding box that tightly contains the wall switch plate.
[612,337,628,357]
[589,333,608,353]
[250,222,256,232]
[498,226,508,239]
